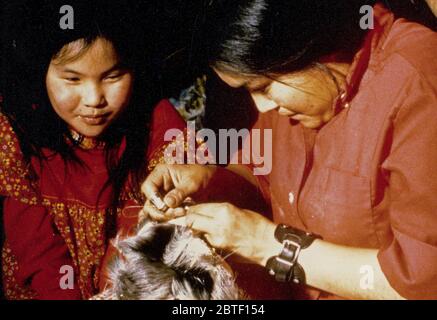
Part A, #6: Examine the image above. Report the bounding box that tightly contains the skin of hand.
[141,164,218,219]
[185,202,279,264]
[185,202,405,300]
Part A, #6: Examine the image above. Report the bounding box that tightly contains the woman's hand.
[141,164,218,219]
[185,202,280,265]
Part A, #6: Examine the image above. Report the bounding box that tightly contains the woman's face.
[46,37,133,138]
[214,64,348,129]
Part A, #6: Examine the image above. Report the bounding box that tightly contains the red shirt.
[239,5,437,299]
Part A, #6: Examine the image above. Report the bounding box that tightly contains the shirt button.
[288,192,295,205]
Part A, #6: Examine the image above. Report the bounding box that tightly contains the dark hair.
[386,0,437,30]
[201,0,377,75]
[1,1,155,216]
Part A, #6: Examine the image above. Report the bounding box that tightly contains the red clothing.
[237,5,437,299]
[1,99,184,299]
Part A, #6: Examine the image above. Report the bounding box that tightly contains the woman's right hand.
[141,164,218,218]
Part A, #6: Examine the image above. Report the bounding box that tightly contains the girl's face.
[214,63,349,129]
[46,37,133,138]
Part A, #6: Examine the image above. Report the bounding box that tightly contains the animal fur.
[99,221,242,300]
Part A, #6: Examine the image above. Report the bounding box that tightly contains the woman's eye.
[255,86,269,94]
[250,84,270,94]
[65,77,80,82]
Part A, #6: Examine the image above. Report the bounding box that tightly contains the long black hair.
[199,0,435,76]
[200,0,377,75]
[1,1,156,213]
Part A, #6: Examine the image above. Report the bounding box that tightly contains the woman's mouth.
[278,110,295,117]
[278,111,305,120]
[290,114,306,121]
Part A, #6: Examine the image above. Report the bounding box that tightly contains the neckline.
[69,129,106,150]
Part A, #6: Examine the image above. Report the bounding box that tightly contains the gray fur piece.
[101,221,242,300]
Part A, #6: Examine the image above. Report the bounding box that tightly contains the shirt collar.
[337,3,395,109]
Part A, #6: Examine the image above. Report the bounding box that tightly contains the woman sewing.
[142,1,437,299]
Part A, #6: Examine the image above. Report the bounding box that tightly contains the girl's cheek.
[48,80,80,112]
[106,79,133,109]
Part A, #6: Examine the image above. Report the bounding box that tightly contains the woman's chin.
[290,116,323,129]
[302,122,322,129]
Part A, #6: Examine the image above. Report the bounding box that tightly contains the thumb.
[164,188,189,208]
[141,165,168,200]
[164,176,200,208]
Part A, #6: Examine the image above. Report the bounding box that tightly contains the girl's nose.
[250,93,278,113]
[82,83,105,108]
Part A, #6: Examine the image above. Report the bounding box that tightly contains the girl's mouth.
[79,114,109,125]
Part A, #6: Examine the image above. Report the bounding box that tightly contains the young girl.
[0,1,184,299]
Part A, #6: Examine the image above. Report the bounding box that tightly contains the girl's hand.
[185,203,279,265]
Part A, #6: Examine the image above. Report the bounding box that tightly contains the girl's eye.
[105,73,122,81]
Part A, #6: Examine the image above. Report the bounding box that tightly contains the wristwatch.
[266,224,317,284]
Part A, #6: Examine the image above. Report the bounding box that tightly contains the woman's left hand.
[185,203,277,264]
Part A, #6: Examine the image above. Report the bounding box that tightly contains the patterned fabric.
[2,244,37,299]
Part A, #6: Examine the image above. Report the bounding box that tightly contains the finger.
[182,197,195,206]
[142,202,166,222]
[141,165,172,200]
[160,207,184,220]
[164,207,186,219]
[186,210,216,234]
[164,188,190,208]
[186,213,227,249]
[138,208,148,224]
[186,203,222,218]
[167,216,187,227]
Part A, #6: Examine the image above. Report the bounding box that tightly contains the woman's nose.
[250,93,278,113]
[82,82,105,108]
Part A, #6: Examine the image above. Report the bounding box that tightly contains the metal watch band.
[266,224,317,284]
[274,224,316,249]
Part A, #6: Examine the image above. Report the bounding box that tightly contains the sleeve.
[3,198,82,299]
[377,74,437,299]
[146,99,187,160]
